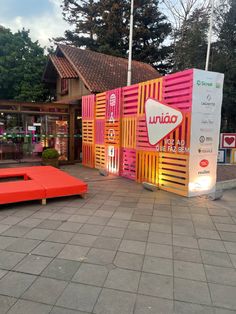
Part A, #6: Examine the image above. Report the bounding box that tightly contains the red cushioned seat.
[0,180,45,205]
[0,166,88,205]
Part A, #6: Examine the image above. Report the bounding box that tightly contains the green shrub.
[42,148,59,160]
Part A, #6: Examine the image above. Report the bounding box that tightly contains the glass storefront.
[0,112,69,163]
[0,104,82,164]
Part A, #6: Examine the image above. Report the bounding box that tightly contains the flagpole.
[205,0,215,71]
[127,0,134,86]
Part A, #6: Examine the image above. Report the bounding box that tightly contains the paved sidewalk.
[0,165,236,313]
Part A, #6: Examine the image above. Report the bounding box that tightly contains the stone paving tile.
[3,225,31,237]
[230,254,236,268]
[17,218,42,228]
[198,239,226,252]
[79,224,104,235]
[13,254,52,275]
[56,282,101,312]
[72,263,108,286]
[195,228,221,240]
[24,228,53,240]
[123,229,148,242]
[174,301,214,314]
[57,222,82,232]
[0,269,7,279]
[0,272,36,298]
[201,250,233,267]
[46,230,74,244]
[92,236,121,251]
[101,226,125,238]
[146,243,173,259]
[85,248,116,265]
[93,288,136,314]
[174,260,206,281]
[119,240,146,255]
[143,256,173,276]
[0,224,10,234]
[139,272,173,299]
[23,277,67,305]
[114,251,144,271]
[205,265,236,286]
[173,235,198,249]
[0,250,26,270]
[6,238,40,254]
[37,220,63,230]
[0,295,17,314]
[104,268,140,292]
[32,241,64,257]
[174,277,211,305]
[220,232,236,242]
[224,241,236,254]
[209,283,236,310]
[173,246,202,263]
[0,236,18,250]
[42,258,80,281]
[134,295,174,314]
[7,299,52,314]
[57,245,90,261]
[70,233,97,247]
[50,306,88,314]
[148,231,172,245]
[68,215,90,223]
[107,218,129,228]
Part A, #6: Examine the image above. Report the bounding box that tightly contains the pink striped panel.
[82,95,95,119]
[121,148,136,180]
[95,120,105,145]
[163,69,193,112]
[122,84,139,116]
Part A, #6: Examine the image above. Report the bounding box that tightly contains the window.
[61,79,68,95]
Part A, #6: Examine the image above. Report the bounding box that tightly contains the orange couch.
[0,166,87,205]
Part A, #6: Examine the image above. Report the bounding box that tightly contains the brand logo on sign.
[199,159,209,168]
[145,99,183,145]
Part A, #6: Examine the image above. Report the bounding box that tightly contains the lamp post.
[127,0,134,86]
[205,0,215,71]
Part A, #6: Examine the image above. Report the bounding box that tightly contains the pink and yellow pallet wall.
[82,69,224,197]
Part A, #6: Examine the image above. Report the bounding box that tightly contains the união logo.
[145,99,183,146]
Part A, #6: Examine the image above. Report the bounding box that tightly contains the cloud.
[0,0,70,48]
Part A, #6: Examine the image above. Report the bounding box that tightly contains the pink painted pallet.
[162,69,193,112]
[82,95,95,119]
[122,84,139,116]
[95,120,105,145]
[120,148,136,180]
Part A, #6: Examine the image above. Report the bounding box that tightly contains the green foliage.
[55,0,171,72]
[0,27,49,101]
[212,0,236,131]
[173,8,209,71]
[42,148,59,160]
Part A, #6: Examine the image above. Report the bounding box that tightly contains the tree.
[55,0,172,72]
[0,26,49,101]
[173,7,209,70]
[212,0,236,131]
[131,0,172,72]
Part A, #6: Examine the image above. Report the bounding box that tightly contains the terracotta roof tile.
[49,55,78,79]
[57,44,161,92]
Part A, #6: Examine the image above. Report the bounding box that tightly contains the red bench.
[0,166,87,205]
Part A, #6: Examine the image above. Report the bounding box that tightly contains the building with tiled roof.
[43,44,160,104]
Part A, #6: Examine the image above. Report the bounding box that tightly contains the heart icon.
[225,136,235,145]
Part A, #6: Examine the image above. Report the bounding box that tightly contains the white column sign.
[188,69,224,196]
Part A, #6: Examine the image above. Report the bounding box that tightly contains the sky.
[0,0,69,47]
